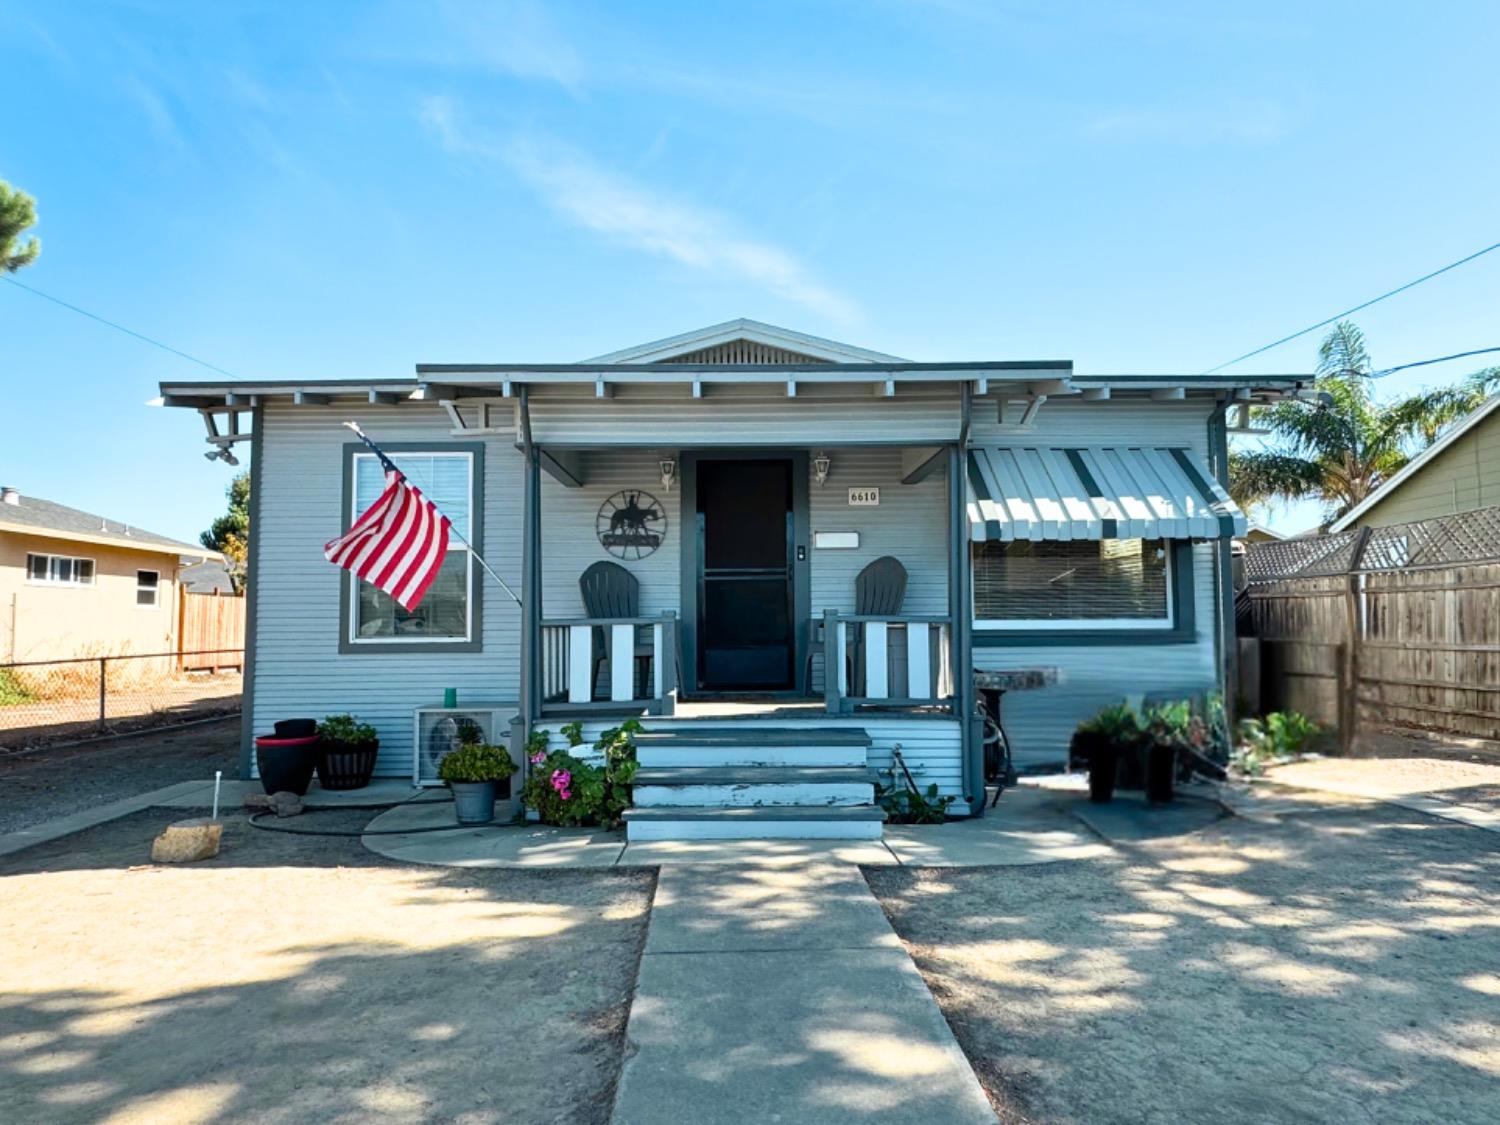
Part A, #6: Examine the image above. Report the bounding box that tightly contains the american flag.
[324,427,452,611]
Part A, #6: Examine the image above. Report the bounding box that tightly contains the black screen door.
[697,459,794,691]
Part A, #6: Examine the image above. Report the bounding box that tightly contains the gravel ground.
[868,805,1500,1125]
[0,718,239,835]
[0,807,655,1124]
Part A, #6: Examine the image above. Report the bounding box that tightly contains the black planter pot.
[316,739,379,791]
[1145,743,1177,803]
[274,718,318,739]
[255,735,319,795]
[1088,745,1119,803]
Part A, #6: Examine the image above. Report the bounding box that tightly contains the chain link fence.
[0,650,243,751]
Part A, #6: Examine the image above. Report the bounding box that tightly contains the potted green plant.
[438,743,518,825]
[1070,703,1141,803]
[316,714,380,791]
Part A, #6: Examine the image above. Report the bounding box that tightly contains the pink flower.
[530,751,547,765]
[551,769,572,800]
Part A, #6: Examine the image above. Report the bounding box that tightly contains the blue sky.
[3,1,1498,542]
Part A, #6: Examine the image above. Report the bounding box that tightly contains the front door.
[696,458,795,691]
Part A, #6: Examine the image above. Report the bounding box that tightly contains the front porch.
[506,430,980,838]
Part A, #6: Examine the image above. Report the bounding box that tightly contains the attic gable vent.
[662,340,831,365]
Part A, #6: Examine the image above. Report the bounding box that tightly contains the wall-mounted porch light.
[812,452,832,487]
[659,457,677,491]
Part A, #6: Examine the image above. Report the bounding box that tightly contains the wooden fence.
[178,591,245,670]
[1239,511,1500,744]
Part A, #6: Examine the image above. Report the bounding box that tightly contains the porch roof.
[966,446,1246,542]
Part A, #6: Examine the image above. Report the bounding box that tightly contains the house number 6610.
[847,488,880,506]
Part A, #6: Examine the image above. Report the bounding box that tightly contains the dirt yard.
[0,718,241,835]
[868,804,1500,1124]
[1269,753,1500,811]
[0,808,655,1124]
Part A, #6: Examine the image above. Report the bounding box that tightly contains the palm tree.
[1230,321,1499,526]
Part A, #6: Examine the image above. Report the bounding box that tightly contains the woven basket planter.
[316,739,379,791]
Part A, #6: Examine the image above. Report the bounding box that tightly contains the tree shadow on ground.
[0,808,656,1124]
[867,806,1500,1125]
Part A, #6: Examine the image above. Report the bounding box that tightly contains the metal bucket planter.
[450,781,498,825]
[317,739,379,791]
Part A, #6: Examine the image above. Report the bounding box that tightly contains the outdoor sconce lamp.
[659,457,677,491]
[813,452,832,486]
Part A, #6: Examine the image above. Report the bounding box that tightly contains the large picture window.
[973,538,1172,629]
[347,451,475,644]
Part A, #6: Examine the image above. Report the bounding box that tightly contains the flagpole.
[342,421,523,608]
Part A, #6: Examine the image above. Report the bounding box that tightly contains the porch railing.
[821,610,954,714]
[539,613,679,715]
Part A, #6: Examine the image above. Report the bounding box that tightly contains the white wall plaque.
[814,531,860,549]
[847,487,880,507]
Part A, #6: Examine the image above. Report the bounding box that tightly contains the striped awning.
[967,446,1246,542]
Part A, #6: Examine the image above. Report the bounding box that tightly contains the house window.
[348,451,475,644]
[26,553,96,587]
[136,570,160,608]
[973,538,1172,629]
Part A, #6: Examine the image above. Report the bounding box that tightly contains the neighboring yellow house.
[0,486,220,663]
[1332,394,1500,531]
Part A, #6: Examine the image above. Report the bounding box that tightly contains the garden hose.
[245,796,506,838]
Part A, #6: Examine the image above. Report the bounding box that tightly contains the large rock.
[151,818,223,863]
[270,791,304,818]
[243,791,304,817]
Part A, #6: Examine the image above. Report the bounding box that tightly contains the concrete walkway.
[610,861,996,1124]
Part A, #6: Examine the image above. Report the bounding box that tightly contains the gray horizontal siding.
[540,450,682,618]
[526,383,963,446]
[251,404,523,776]
[970,396,1214,453]
[975,543,1219,766]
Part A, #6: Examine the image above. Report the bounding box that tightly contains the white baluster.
[907,622,932,700]
[652,622,663,699]
[866,621,889,699]
[610,623,634,702]
[568,625,593,703]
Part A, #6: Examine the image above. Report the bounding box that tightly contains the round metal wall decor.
[596,490,667,560]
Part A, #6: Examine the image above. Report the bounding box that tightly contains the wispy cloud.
[358,0,584,93]
[1086,100,1288,144]
[421,100,860,323]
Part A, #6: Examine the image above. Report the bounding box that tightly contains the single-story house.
[1331,392,1500,531]
[159,320,1306,838]
[0,487,220,663]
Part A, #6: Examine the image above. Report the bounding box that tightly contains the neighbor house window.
[136,569,160,608]
[26,553,96,587]
[348,451,474,643]
[973,538,1171,629]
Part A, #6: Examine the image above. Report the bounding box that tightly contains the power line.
[2,275,244,381]
[1371,346,1500,379]
[1203,238,1500,373]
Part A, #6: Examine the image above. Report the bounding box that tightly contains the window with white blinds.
[972,538,1172,629]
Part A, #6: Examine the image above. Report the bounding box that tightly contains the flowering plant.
[519,720,641,828]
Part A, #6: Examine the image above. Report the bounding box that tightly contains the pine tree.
[200,471,251,592]
[1,180,40,273]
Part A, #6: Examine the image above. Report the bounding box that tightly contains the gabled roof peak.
[585,318,908,365]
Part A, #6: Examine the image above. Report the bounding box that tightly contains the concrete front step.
[623,804,886,841]
[634,727,871,769]
[633,765,877,809]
